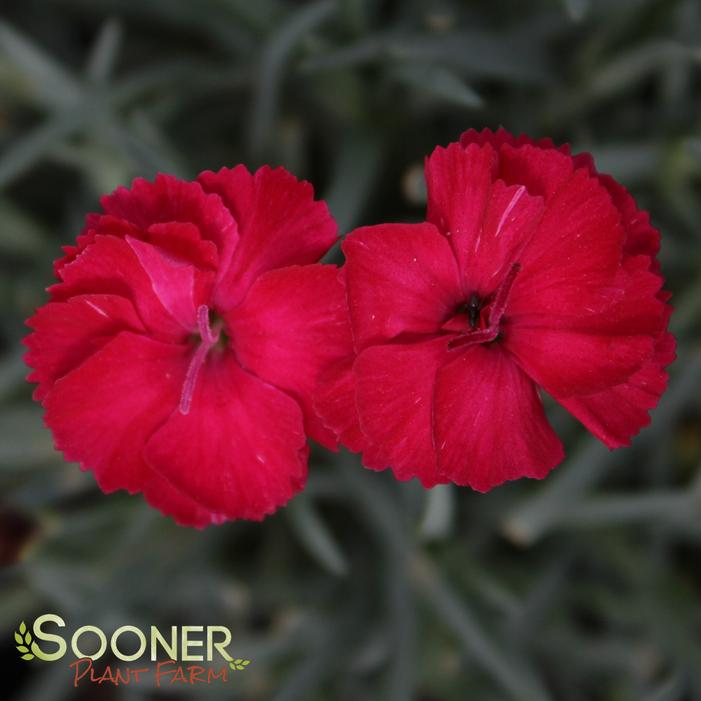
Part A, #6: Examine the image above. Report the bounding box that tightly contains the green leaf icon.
[229,658,251,671]
[15,624,34,660]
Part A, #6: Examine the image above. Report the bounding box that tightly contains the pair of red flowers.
[24,129,674,527]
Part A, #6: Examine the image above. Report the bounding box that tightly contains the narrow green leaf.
[300,34,384,72]
[323,128,382,239]
[86,19,122,83]
[388,31,550,83]
[502,352,701,544]
[0,199,46,255]
[589,42,701,100]
[102,118,186,179]
[385,549,416,701]
[288,494,348,577]
[558,490,697,529]
[0,407,56,468]
[0,19,81,108]
[501,439,616,545]
[418,484,455,541]
[0,108,92,190]
[391,63,483,108]
[249,0,337,158]
[563,0,590,21]
[301,29,550,82]
[586,142,660,184]
[0,349,27,403]
[339,461,552,701]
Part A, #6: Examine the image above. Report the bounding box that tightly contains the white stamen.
[84,300,109,318]
[495,185,525,238]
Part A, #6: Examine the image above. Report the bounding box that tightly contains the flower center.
[448,263,521,351]
[179,305,224,415]
[466,292,481,329]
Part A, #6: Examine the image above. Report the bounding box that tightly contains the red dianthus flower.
[316,128,675,491]
[25,166,349,526]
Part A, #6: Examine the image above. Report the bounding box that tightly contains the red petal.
[144,352,308,521]
[343,223,462,348]
[142,473,228,528]
[313,357,365,452]
[197,165,337,309]
[504,255,664,397]
[498,141,580,203]
[125,236,201,331]
[571,156,661,259]
[559,363,666,449]
[459,129,662,261]
[434,345,564,491]
[354,337,451,487]
[464,179,545,297]
[228,264,352,450]
[558,329,675,448]
[312,269,365,452]
[101,174,238,262]
[43,332,189,494]
[145,222,219,270]
[504,323,654,398]
[511,253,664,331]
[507,166,626,319]
[425,142,497,273]
[24,294,144,401]
[53,214,137,276]
[51,235,195,342]
[55,216,220,278]
[459,127,563,153]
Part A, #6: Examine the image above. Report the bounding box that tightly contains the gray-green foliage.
[1,0,700,699]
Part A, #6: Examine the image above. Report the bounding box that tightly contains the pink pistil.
[488,262,521,327]
[448,325,499,350]
[179,305,221,415]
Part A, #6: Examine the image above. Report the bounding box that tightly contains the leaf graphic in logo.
[15,623,34,660]
[229,658,251,671]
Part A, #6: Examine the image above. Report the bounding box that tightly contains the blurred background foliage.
[0,0,701,699]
